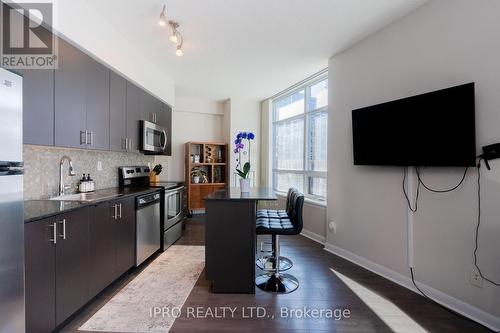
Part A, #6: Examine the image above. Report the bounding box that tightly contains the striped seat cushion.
[256,209,288,219]
[256,209,294,231]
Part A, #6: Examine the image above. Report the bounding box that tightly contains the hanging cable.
[416,167,469,193]
[403,167,420,212]
[473,159,500,287]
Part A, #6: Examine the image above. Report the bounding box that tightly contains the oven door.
[164,187,184,229]
[141,120,167,153]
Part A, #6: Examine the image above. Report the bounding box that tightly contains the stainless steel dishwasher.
[136,192,161,266]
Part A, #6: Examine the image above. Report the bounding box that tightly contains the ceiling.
[86,0,429,101]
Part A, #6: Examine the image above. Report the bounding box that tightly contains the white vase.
[240,178,251,193]
[193,176,200,184]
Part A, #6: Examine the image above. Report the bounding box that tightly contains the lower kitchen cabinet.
[25,196,136,332]
[89,203,116,298]
[55,208,90,326]
[89,196,136,298]
[115,196,136,275]
[25,218,56,333]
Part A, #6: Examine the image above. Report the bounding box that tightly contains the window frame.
[271,74,328,201]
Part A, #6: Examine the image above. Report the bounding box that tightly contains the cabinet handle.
[112,204,118,220]
[80,130,88,145]
[154,113,157,123]
[58,219,66,240]
[87,131,94,146]
[50,222,57,244]
[118,203,122,219]
[128,138,132,151]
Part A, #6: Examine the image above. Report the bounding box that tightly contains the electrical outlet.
[97,161,103,171]
[470,268,483,288]
[329,221,337,234]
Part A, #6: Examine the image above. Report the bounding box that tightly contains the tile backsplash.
[23,145,156,200]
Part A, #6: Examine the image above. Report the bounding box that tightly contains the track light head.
[176,45,183,57]
[169,32,178,44]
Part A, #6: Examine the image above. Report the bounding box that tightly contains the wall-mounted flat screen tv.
[352,82,476,166]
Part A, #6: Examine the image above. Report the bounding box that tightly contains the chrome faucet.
[59,156,76,196]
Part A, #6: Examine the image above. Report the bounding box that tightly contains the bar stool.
[256,188,294,272]
[255,188,304,293]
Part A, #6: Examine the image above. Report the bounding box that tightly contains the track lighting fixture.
[158,6,185,56]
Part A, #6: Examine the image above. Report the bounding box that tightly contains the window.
[272,75,328,201]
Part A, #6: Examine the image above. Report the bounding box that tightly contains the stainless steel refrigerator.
[0,68,25,333]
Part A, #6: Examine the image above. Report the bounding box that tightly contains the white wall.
[224,98,261,187]
[156,95,224,181]
[51,0,175,105]
[328,0,500,326]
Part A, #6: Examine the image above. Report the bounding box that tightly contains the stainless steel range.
[159,182,184,251]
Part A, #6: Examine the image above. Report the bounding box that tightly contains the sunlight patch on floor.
[330,268,428,333]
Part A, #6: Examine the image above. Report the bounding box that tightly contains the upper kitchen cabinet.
[110,72,127,152]
[18,68,55,146]
[126,81,142,153]
[85,58,110,150]
[141,89,156,123]
[55,38,87,149]
[55,37,110,150]
[160,103,172,156]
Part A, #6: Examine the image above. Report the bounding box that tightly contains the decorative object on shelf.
[157,5,184,57]
[190,167,206,184]
[205,145,213,163]
[234,131,255,193]
[217,149,223,163]
[150,164,162,184]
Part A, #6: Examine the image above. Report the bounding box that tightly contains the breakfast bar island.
[204,187,277,293]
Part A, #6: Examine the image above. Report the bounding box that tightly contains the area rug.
[79,245,205,333]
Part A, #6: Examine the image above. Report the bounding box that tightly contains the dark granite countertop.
[204,187,277,201]
[24,186,161,223]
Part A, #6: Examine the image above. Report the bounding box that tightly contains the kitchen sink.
[49,191,123,202]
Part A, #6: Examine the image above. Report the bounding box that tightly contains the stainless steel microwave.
[140,120,167,154]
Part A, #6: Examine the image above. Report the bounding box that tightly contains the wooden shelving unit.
[185,141,228,212]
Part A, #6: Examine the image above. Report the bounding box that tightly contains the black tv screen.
[352,83,476,166]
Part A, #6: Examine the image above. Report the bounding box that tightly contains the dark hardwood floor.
[61,215,492,333]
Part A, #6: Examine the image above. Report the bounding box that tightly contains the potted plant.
[150,164,162,184]
[191,168,206,184]
[234,131,255,193]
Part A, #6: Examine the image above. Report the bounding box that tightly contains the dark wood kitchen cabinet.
[25,218,56,333]
[25,196,138,332]
[55,38,87,149]
[126,81,142,153]
[55,208,90,326]
[110,71,127,151]
[85,58,110,150]
[17,68,55,146]
[162,103,172,156]
[55,37,110,150]
[89,197,135,298]
[115,196,136,275]
[25,207,90,331]
[141,89,156,123]
[89,203,116,298]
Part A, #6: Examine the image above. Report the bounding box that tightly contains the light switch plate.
[97,161,103,171]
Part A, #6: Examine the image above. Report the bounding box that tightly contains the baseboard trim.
[300,229,326,245]
[324,242,500,332]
